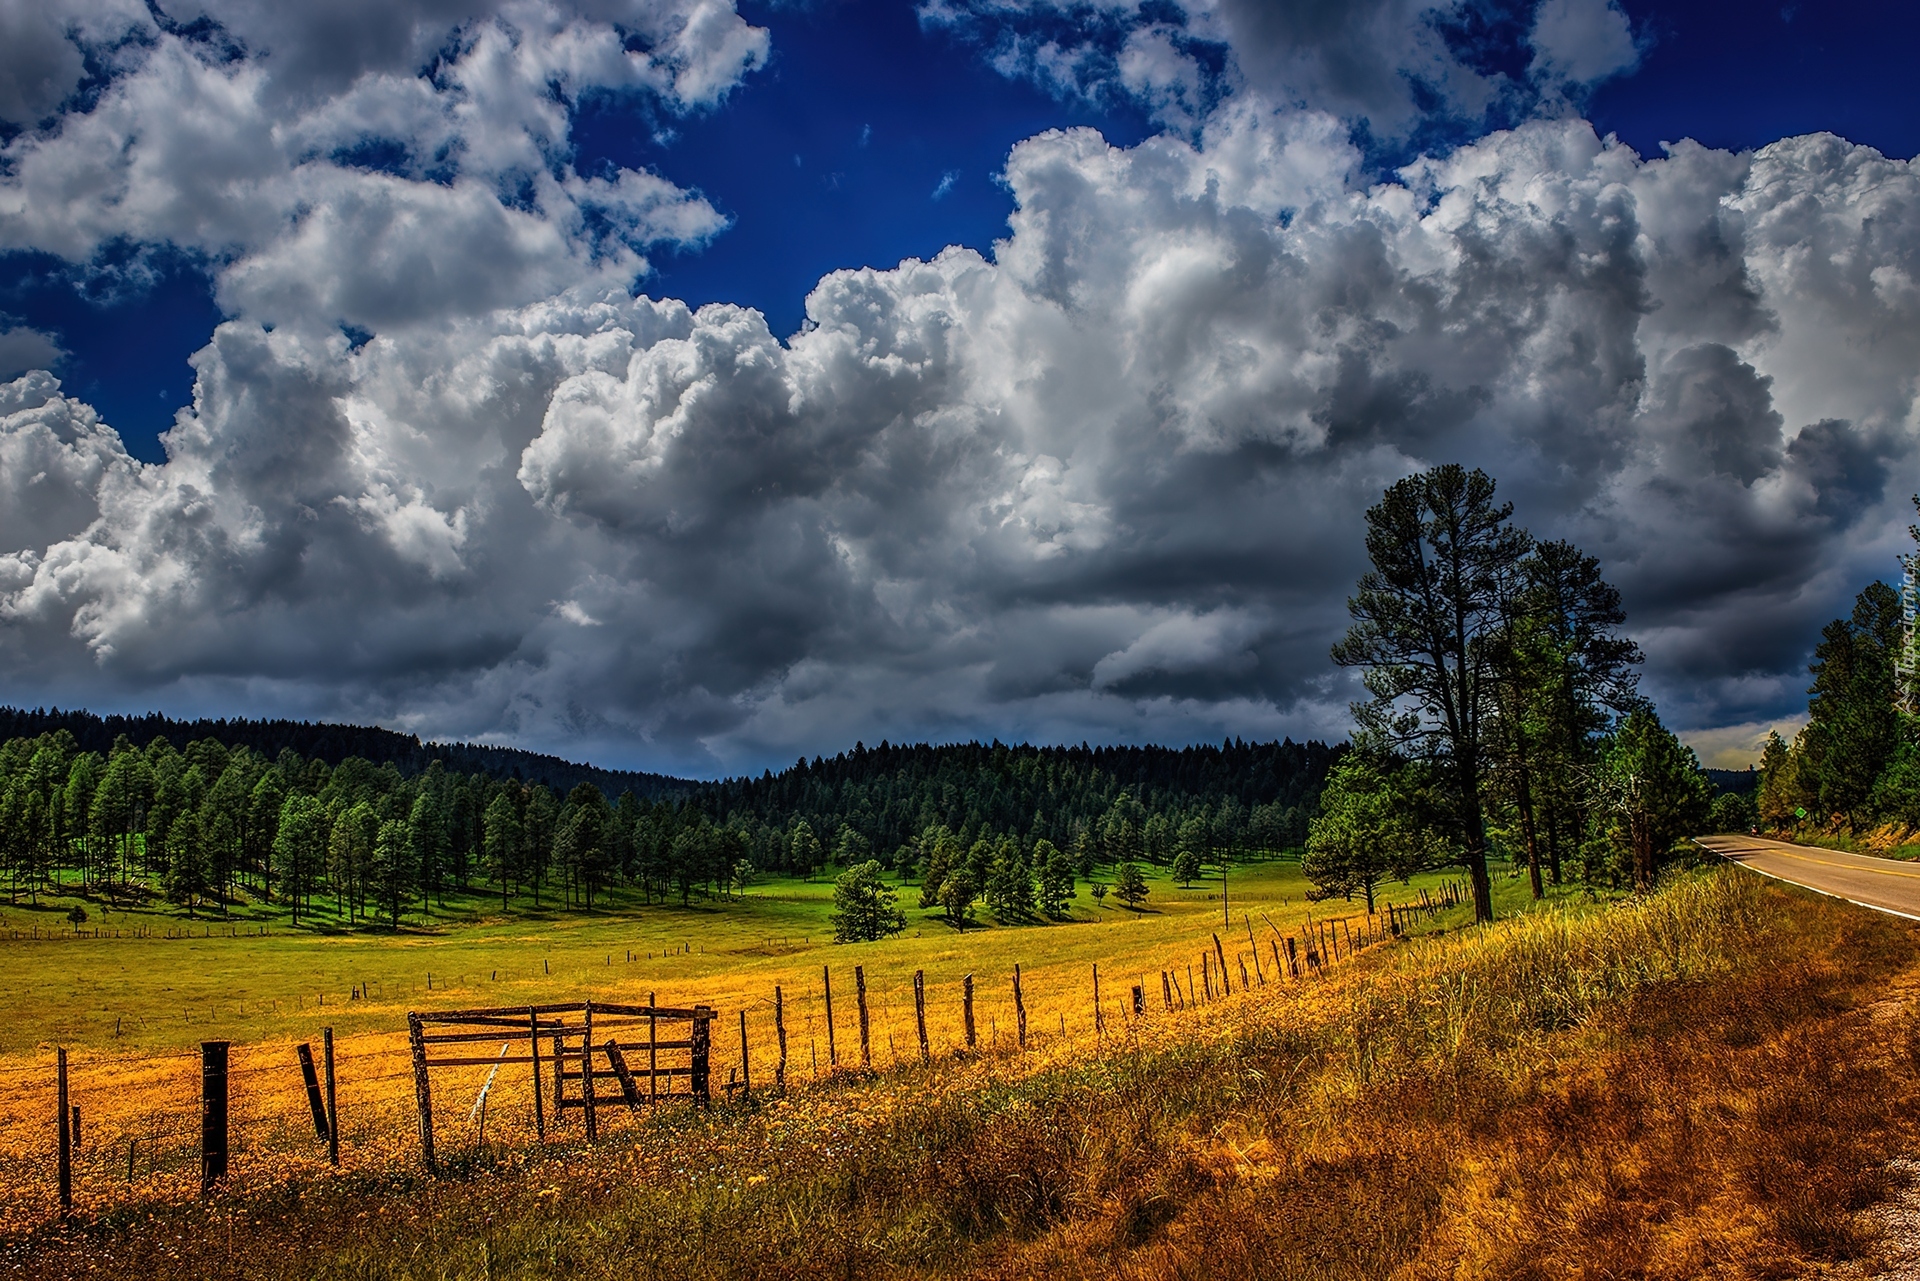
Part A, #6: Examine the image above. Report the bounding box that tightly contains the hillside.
[0,705,688,800]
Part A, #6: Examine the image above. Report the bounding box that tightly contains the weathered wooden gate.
[406,1000,715,1173]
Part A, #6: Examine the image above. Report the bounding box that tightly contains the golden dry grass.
[8,866,1907,1280]
[0,860,1461,1235]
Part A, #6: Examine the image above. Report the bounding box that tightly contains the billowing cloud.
[2,83,1918,773]
[0,0,764,331]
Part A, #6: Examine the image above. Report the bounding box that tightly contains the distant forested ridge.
[706,738,1335,860]
[0,710,1337,928]
[0,706,684,799]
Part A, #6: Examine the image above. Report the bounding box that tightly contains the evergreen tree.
[1304,753,1444,911]
[274,794,329,924]
[985,840,1034,921]
[1171,844,1202,888]
[371,818,415,928]
[830,860,905,942]
[1800,582,1901,827]
[483,791,522,908]
[1034,838,1074,916]
[1594,708,1712,890]
[936,866,978,928]
[1113,861,1149,910]
[1332,464,1531,923]
[165,811,206,917]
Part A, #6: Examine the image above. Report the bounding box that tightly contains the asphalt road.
[1695,834,1920,919]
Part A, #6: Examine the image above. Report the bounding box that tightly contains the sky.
[1,0,1917,776]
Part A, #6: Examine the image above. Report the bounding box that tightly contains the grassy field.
[0,858,1559,1236]
[4,864,1914,1279]
[0,858,1534,1056]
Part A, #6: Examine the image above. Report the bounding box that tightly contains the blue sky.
[13,0,1916,463]
[2,0,1919,773]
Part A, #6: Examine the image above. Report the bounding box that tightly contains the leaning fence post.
[56,1047,71,1214]
[1132,984,1145,1017]
[1161,970,1173,1012]
[1092,963,1104,1033]
[962,974,976,1050]
[1012,964,1028,1048]
[823,966,838,1068]
[406,1015,435,1174]
[604,1041,642,1111]
[1213,933,1231,995]
[913,971,929,1063]
[1246,915,1265,984]
[691,1007,712,1107]
[296,1043,329,1140]
[854,965,872,1068]
[202,1039,231,1193]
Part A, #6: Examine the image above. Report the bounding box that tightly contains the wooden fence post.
[406,1016,435,1176]
[56,1047,70,1214]
[1161,971,1173,1011]
[739,1009,751,1097]
[1246,916,1265,984]
[582,1005,598,1142]
[527,1011,544,1141]
[691,1007,712,1107]
[774,985,788,1089]
[1238,956,1250,991]
[1012,964,1027,1048]
[962,974,976,1050]
[296,1043,329,1140]
[1093,963,1104,1032]
[1188,963,1198,1005]
[823,966,838,1068]
[1132,985,1145,1017]
[202,1039,231,1193]
[913,971,929,1062]
[1201,953,1212,1001]
[854,966,871,1068]
[322,1026,339,1165]
[552,1028,566,1123]
[1213,933,1231,995]
[648,991,659,1103]
[605,1042,642,1111]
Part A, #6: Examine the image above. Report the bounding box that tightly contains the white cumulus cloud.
[2,103,1918,772]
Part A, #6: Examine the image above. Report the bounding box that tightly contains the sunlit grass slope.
[9,865,1914,1280]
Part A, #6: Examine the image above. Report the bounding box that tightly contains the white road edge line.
[1694,838,1920,923]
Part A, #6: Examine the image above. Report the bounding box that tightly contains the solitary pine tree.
[1332,465,1530,924]
[1113,861,1149,910]
[1171,844,1202,887]
[830,860,905,942]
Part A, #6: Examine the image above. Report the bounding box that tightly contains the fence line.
[9,884,1470,1232]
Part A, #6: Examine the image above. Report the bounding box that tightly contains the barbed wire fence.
[0,884,1463,1234]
